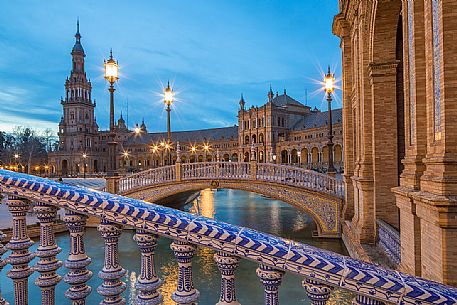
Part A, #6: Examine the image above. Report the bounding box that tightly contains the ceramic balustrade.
[119,162,343,199]
[0,170,454,305]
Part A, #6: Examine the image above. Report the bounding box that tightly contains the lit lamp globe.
[164,82,174,107]
[324,66,335,95]
[104,51,119,84]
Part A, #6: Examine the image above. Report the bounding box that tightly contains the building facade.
[333,0,457,286]
[49,26,343,176]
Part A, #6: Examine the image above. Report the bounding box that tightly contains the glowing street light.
[104,49,119,176]
[134,125,141,135]
[82,153,87,179]
[191,146,197,153]
[324,65,336,175]
[163,81,174,143]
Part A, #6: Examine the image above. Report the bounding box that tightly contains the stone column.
[134,230,163,305]
[97,220,126,305]
[302,278,333,305]
[0,230,9,305]
[170,240,200,305]
[5,196,34,305]
[214,251,241,305]
[352,295,384,305]
[256,264,284,305]
[63,210,93,305]
[34,203,62,305]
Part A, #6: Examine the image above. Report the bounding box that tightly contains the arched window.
[244,135,249,144]
[252,134,257,144]
[259,133,264,143]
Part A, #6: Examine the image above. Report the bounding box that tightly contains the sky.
[0,0,342,134]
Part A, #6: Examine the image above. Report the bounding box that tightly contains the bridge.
[0,170,455,305]
[117,161,344,237]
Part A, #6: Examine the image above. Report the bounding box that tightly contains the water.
[1,189,351,304]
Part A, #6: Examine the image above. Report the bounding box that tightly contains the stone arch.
[367,0,404,230]
[259,133,264,143]
[61,159,68,176]
[231,153,238,162]
[322,146,329,163]
[181,155,187,163]
[206,155,212,162]
[190,155,196,163]
[281,150,288,164]
[243,152,249,162]
[223,154,230,161]
[301,148,308,164]
[291,149,298,164]
[252,134,257,144]
[311,147,319,164]
[198,155,204,162]
[244,135,249,144]
[123,180,341,237]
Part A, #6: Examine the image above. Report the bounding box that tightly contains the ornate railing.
[119,161,344,198]
[0,170,456,305]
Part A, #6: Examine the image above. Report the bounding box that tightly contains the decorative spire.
[239,93,245,110]
[284,88,287,95]
[109,48,113,59]
[72,18,84,54]
[75,18,81,41]
[268,84,274,102]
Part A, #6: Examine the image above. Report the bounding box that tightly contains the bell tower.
[57,20,99,174]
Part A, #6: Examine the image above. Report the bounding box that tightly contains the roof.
[125,126,238,145]
[292,108,343,130]
[272,93,305,107]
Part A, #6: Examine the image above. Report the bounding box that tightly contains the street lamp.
[297,150,302,167]
[324,65,336,175]
[272,154,277,163]
[82,153,87,179]
[164,81,174,143]
[203,144,210,162]
[13,153,19,172]
[104,49,119,176]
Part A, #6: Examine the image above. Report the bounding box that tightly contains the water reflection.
[1,188,350,304]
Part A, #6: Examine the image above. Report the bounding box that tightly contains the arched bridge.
[118,162,344,237]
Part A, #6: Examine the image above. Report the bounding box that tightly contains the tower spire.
[268,84,274,102]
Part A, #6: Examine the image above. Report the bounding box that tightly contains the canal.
[1,189,351,304]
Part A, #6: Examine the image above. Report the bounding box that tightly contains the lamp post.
[324,66,336,176]
[82,153,87,179]
[14,153,19,172]
[203,144,210,162]
[104,49,119,177]
[164,81,174,143]
[297,150,302,167]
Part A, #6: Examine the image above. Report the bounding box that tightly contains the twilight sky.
[0,0,341,133]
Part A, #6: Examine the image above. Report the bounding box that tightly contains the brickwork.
[335,0,457,286]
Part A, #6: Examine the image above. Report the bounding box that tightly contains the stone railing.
[119,161,344,198]
[0,170,456,305]
[377,219,401,266]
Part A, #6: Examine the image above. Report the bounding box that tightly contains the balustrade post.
[134,230,163,305]
[302,278,333,305]
[0,230,9,305]
[63,210,93,305]
[352,295,385,305]
[214,251,241,305]
[97,220,126,305]
[34,203,62,305]
[170,240,200,305]
[256,264,284,305]
[5,196,34,305]
[176,142,182,182]
[106,176,121,194]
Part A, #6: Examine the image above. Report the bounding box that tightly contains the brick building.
[333,0,457,286]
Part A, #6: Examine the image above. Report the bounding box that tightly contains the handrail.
[0,170,455,305]
[118,162,344,198]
